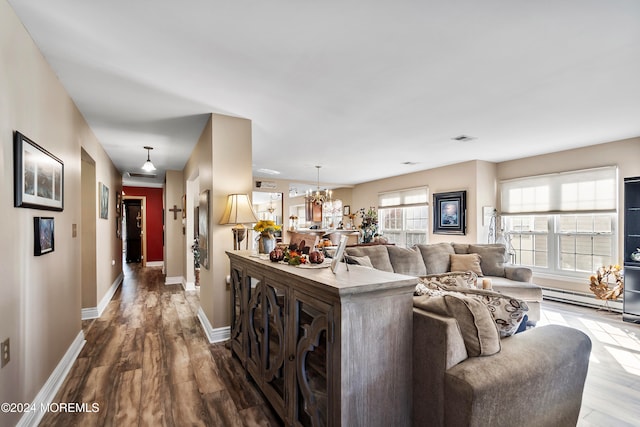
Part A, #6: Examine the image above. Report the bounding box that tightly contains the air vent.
[128,172,157,178]
[452,135,477,142]
[402,161,419,165]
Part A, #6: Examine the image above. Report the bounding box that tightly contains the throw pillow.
[416,243,455,274]
[468,244,508,277]
[387,245,427,276]
[344,255,375,268]
[450,253,483,276]
[413,293,501,357]
[445,287,529,337]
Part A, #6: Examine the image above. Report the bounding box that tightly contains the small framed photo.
[331,234,349,273]
[343,205,351,216]
[433,190,466,235]
[34,216,54,256]
[99,182,109,219]
[14,131,64,211]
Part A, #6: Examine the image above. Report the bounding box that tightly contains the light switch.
[72,224,77,238]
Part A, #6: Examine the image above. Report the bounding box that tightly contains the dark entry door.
[125,200,142,263]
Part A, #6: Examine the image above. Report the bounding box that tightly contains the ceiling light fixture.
[142,146,156,172]
[306,165,332,205]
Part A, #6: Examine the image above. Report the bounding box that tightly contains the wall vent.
[451,135,476,142]
[128,172,157,178]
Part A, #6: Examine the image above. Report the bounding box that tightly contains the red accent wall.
[123,186,164,262]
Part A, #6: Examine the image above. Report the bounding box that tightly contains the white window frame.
[378,187,429,248]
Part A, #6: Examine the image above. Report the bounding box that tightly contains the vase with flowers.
[254,220,281,253]
[358,207,379,243]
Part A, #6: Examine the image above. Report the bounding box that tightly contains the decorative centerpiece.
[589,264,624,310]
[358,207,379,243]
[253,220,281,254]
[191,238,201,285]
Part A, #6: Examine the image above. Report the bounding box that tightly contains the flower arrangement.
[358,207,378,243]
[253,220,281,236]
[589,264,624,301]
[191,237,200,268]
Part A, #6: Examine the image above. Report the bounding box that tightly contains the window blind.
[500,166,617,215]
[379,187,428,208]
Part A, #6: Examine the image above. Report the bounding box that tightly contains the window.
[378,187,428,247]
[501,167,617,276]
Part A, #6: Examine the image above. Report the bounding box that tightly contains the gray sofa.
[344,242,543,321]
[341,243,591,426]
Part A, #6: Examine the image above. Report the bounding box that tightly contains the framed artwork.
[14,131,64,211]
[99,182,109,219]
[198,190,210,270]
[343,205,351,216]
[116,192,122,216]
[34,216,54,256]
[433,190,466,235]
[182,194,187,218]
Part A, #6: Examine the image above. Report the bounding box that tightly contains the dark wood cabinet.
[624,176,640,323]
[227,251,416,426]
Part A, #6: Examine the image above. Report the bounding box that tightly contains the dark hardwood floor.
[39,262,640,426]
[39,263,280,427]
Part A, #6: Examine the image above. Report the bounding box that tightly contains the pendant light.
[142,146,156,172]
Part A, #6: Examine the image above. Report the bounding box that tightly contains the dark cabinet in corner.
[624,176,640,323]
[227,251,416,427]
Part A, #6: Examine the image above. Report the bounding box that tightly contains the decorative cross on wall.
[168,205,182,220]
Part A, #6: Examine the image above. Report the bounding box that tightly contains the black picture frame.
[198,190,210,270]
[99,182,109,219]
[433,190,466,235]
[14,131,64,211]
[343,205,351,216]
[34,216,55,256]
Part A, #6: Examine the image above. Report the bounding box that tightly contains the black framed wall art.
[34,216,55,256]
[14,131,64,211]
[433,190,466,235]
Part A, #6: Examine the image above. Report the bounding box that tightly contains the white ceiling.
[8,0,640,188]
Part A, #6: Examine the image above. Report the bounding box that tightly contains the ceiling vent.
[451,135,477,142]
[128,172,157,178]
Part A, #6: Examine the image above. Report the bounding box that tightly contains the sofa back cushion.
[469,244,508,277]
[387,246,427,276]
[416,243,455,274]
[413,293,501,357]
[344,246,394,272]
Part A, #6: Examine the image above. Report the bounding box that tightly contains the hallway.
[40,263,279,427]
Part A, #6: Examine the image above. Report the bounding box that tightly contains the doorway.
[123,196,147,265]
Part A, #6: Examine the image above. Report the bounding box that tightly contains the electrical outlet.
[1,338,9,368]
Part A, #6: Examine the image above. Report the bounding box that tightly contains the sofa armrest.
[412,307,467,426]
[444,325,591,427]
[504,265,533,282]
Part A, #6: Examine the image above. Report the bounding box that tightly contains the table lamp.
[219,193,258,250]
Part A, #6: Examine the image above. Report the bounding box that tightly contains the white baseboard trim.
[165,276,183,286]
[146,261,164,267]
[197,307,230,343]
[18,331,86,427]
[183,280,196,291]
[542,287,623,312]
[81,272,124,320]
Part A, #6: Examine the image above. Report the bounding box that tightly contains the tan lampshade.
[219,193,258,225]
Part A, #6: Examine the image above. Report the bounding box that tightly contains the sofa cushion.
[413,293,501,357]
[489,277,543,302]
[468,244,508,277]
[416,243,455,274]
[446,287,529,337]
[344,246,394,272]
[450,253,483,276]
[452,243,470,254]
[415,272,478,294]
[387,246,427,276]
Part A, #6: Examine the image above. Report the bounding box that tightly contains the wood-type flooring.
[39,262,640,426]
[39,263,280,427]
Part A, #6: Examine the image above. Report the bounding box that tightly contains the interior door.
[125,200,142,263]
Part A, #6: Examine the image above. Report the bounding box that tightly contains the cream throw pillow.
[450,253,483,276]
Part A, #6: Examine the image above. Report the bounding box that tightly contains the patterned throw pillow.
[446,287,529,337]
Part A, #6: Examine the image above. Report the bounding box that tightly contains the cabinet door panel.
[292,292,332,427]
[229,266,245,361]
[262,279,287,414]
[247,275,263,377]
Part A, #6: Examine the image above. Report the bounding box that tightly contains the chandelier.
[306,165,332,205]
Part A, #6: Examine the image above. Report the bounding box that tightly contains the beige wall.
[0,1,121,423]
[182,113,253,329]
[165,170,185,278]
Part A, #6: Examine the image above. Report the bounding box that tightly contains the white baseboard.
[81,272,124,320]
[165,276,183,285]
[183,280,196,291]
[542,287,623,312]
[146,261,164,268]
[197,307,230,343]
[17,331,86,427]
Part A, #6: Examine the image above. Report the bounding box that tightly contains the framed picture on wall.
[14,131,64,211]
[433,190,466,235]
[198,190,210,270]
[34,216,54,256]
[99,182,109,219]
